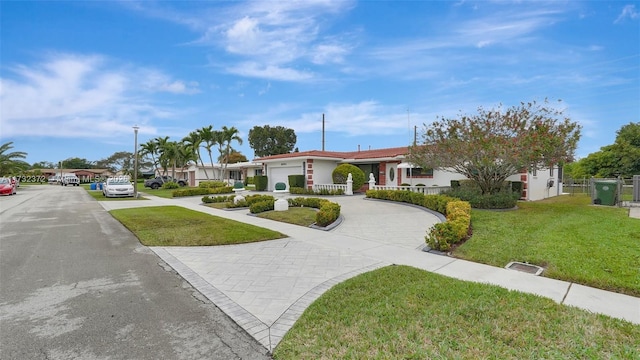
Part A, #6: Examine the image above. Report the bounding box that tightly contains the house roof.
[255,146,410,163]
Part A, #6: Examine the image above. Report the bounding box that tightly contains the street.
[0,185,271,359]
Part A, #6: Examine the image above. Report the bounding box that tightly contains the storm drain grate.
[505,261,544,276]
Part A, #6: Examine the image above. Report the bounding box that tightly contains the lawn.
[257,207,318,227]
[274,265,639,359]
[454,194,640,296]
[110,205,286,246]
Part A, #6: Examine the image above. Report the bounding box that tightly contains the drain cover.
[505,261,544,276]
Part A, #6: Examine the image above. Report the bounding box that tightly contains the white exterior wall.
[402,168,466,187]
[509,166,560,201]
[312,160,339,185]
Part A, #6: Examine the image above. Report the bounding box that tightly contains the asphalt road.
[0,185,272,360]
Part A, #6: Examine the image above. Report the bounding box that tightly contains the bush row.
[198,181,228,188]
[365,189,471,251]
[201,194,235,203]
[288,197,341,227]
[443,188,519,209]
[289,187,345,196]
[162,182,180,189]
[426,201,471,251]
[249,199,275,213]
[365,190,458,215]
[233,194,275,209]
[173,186,233,197]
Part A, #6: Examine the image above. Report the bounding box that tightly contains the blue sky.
[1,0,638,165]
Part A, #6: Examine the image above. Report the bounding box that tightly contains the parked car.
[48,176,61,185]
[103,177,135,198]
[0,177,17,196]
[62,175,80,186]
[143,176,187,189]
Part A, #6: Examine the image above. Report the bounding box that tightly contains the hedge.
[425,201,471,251]
[254,176,268,191]
[287,197,341,227]
[198,181,228,188]
[173,186,233,197]
[288,175,306,189]
[365,189,471,251]
[201,194,236,203]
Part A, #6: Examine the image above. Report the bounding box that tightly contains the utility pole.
[322,113,325,151]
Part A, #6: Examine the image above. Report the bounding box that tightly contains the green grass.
[274,265,640,359]
[110,205,286,246]
[257,207,318,227]
[454,194,640,296]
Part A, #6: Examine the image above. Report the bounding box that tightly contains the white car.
[102,177,135,198]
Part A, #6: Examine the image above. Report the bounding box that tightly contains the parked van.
[62,175,80,186]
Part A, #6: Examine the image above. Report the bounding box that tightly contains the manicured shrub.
[199,181,227,188]
[288,175,306,189]
[287,197,341,227]
[443,188,518,209]
[332,164,366,190]
[201,195,235,203]
[174,186,233,197]
[162,181,179,189]
[415,183,426,187]
[426,200,471,251]
[249,199,275,214]
[254,176,268,191]
[400,183,411,186]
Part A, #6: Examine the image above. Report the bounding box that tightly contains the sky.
[1,0,639,165]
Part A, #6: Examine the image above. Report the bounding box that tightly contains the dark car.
[143,176,188,189]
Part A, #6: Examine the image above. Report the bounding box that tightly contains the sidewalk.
[99,194,640,351]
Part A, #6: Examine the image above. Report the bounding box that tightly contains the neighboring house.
[38,169,114,182]
[182,161,263,187]
[256,146,563,201]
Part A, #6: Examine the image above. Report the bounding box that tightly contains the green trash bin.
[594,180,617,206]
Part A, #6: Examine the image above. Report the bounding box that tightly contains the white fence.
[312,183,349,193]
[370,185,450,195]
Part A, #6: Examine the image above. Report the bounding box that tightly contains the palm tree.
[198,125,217,180]
[182,131,208,180]
[0,142,29,175]
[140,140,161,178]
[159,140,181,179]
[154,136,171,178]
[219,126,243,182]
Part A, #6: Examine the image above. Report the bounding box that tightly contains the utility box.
[593,180,618,206]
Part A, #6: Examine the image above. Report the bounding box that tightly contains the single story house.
[255,146,563,201]
[38,169,114,182]
[178,161,263,187]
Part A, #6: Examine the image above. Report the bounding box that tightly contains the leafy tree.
[61,157,94,169]
[408,99,581,194]
[219,150,248,164]
[96,152,134,175]
[579,122,640,177]
[248,125,297,157]
[0,142,29,175]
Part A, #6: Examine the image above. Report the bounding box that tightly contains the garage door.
[268,166,301,191]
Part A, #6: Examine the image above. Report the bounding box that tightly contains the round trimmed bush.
[332,164,366,191]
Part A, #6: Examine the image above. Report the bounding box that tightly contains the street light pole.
[133,125,140,198]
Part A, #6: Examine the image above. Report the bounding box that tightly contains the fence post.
[368,172,376,190]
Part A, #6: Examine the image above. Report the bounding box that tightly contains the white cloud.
[615,4,639,23]
[226,62,314,81]
[0,53,194,138]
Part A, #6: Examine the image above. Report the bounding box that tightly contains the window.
[549,166,554,177]
[407,167,433,177]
